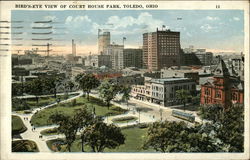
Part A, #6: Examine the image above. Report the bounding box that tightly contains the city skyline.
[11,10,244,55]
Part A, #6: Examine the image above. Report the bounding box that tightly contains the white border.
[0,1,249,160]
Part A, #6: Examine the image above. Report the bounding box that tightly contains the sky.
[11,10,244,55]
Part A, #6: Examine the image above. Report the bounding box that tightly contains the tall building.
[106,44,124,70]
[143,28,181,71]
[123,48,143,68]
[98,29,111,54]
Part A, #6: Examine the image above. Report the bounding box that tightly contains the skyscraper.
[98,29,111,54]
[106,44,124,70]
[143,28,181,71]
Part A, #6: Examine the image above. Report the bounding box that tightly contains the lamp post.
[159,108,163,122]
[138,109,141,124]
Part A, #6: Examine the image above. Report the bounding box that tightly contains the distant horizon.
[11,10,244,55]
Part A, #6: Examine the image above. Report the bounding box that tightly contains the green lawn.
[31,96,127,127]
[12,140,39,152]
[12,115,27,135]
[46,127,155,152]
[12,93,79,111]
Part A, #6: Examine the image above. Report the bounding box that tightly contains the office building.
[143,28,181,71]
[123,48,143,68]
[131,77,196,107]
[106,44,124,70]
[98,30,111,54]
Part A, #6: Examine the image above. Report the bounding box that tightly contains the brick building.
[143,28,181,71]
[200,58,244,108]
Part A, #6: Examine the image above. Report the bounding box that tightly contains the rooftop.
[150,77,192,84]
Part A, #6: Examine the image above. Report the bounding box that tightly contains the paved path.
[12,91,83,152]
[14,91,80,99]
[12,90,203,152]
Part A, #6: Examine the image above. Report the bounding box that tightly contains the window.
[215,90,221,99]
[232,92,238,101]
[205,88,210,95]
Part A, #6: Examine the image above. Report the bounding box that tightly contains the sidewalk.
[12,92,83,152]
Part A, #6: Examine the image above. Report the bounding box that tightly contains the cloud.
[200,24,216,32]
[65,15,92,26]
[206,16,219,21]
[233,17,240,21]
[90,12,166,35]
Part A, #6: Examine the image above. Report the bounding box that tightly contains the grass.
[46,127,154,152]
[12,115,27,135]
[31,96,127,127]
[12,140,39,152]
[40,128,58,136]
[112,116,138,123]
[12,93,79,111]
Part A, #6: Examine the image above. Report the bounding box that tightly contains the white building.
[131,78,196,107]
[98,30,110,54]
[106,44,124,70]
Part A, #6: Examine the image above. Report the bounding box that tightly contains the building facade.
[161,68,199,84]
[195,49,213,66]
[106,44,124,70]
[200,59,244,108]
[110,74,144,87]
[123,48,143,68]
[98,30,110,54]
[85,55,111,68]
[143,28,181,71]
[131,77,196,107]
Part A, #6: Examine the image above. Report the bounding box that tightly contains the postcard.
[0,0,249,160]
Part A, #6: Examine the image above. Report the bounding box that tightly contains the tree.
[75,74,100,101]
[43,75,63,98]
[49,113,78,152]
[143,120,188,152]
[26,79,43,104]
[65,81,75,92]
[12,83,23,96]
[198,104,224,122]
[73,108,95,152]
[83,120,125,152]
[176,89,192,111]
[143,120,220,152]
[98,81,120,109]
[198,104,244,152]
[121,86,131,107]
[216,104,244,152]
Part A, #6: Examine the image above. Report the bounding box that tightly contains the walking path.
[12,90,203,152]
[12,91,83,152]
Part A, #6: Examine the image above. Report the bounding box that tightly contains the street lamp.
[159,108,163,122]
[138,109,141,124]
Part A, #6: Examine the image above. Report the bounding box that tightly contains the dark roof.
[212,58,230,77]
